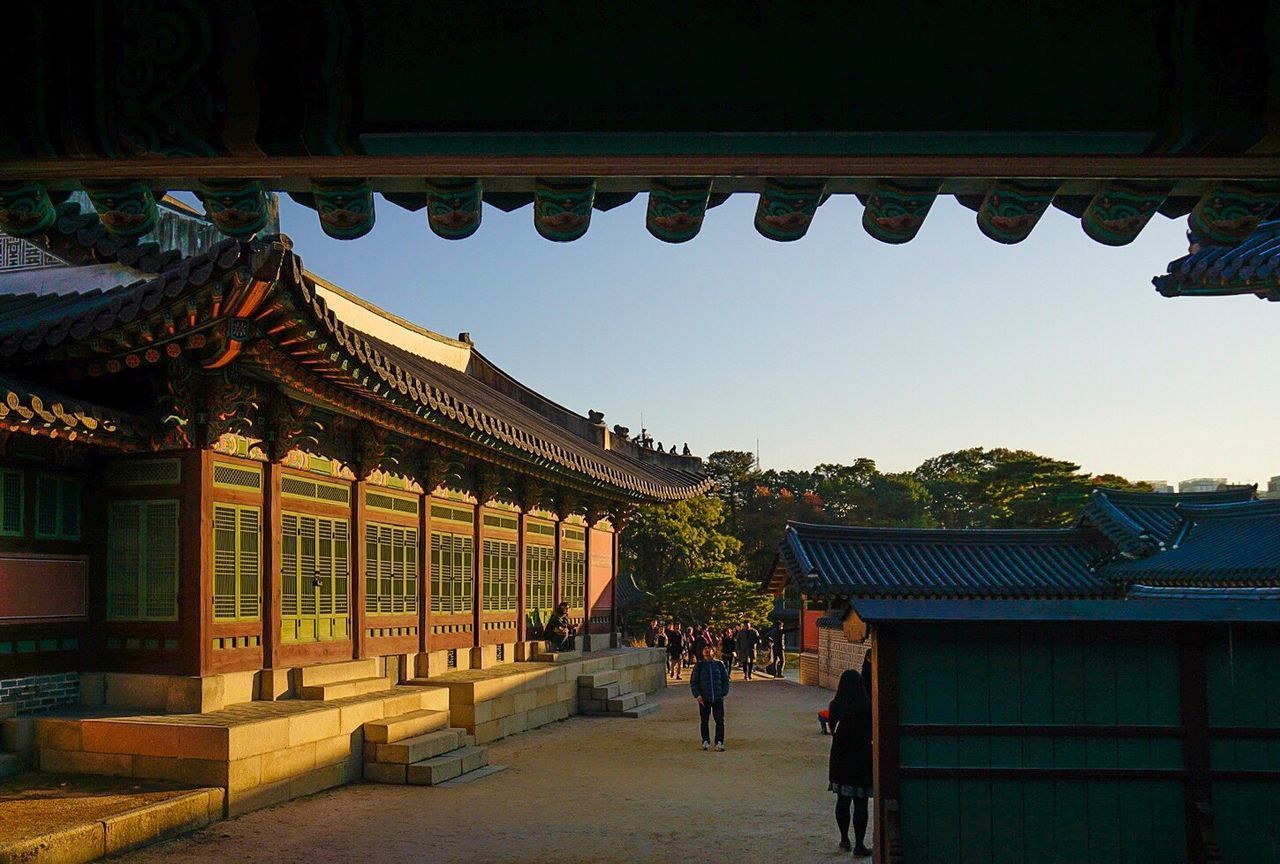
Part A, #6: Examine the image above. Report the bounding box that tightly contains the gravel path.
[120,673,864,863]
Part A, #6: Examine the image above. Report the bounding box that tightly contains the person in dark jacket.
[828,668,873,856]
[690,644,730,750]
[735,622,760,679]
[545,602,576,651]
[666,625,685,679]
[767,620,787,677]
[719,627,737,676]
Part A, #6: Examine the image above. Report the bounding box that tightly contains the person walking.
[644,619,661,648]
[666,624,685,680]
[682,626,696,668]
[736,622,760,680]
[737,624,752,680]
[690,644,730,751]
[689,626,708,666]
[828,668,873,856]
[767,619,787,677]
[720,627,737,677]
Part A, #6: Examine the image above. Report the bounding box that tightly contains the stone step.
[297,676,393,701]
[530,649,581,663]
[406,745,489,786]
[621,702,661,719]
[577,670,620,688]
[375,728,466,765]
[606,692,645,713]
[363,709,451,745]
[582,683,621,700]
[297,658,380,688]
[381,686,451,716]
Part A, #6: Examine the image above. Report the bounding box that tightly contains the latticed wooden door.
[280,511,350,642]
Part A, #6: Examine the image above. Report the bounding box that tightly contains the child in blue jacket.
[690,645,731,751]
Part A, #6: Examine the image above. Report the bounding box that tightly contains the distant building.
[1140,480,1174,493]
[1262,476,1280,500]
[1179,477,1228,493]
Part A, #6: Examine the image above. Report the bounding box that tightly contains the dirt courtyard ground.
[120,673,870,863]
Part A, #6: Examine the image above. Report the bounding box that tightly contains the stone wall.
[0,672,79,715]
[817,623,869,691]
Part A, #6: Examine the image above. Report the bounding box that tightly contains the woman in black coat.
[828,668,873,856]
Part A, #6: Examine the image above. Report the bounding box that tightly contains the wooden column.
[552,513,563,608]
[871,625,902,864]
[263,460,281,669]
[352,479,368,660]
[609,521,620,648]
[582,512,593,651]
[472,502,483,648]
[183,448,207,677]
[515,509,526,642]
[418,486,429,655]
[1179,627,1215,864]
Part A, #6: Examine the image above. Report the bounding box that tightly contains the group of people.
[645,619,788,682]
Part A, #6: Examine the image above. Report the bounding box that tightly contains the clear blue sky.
[264,193,1278,487]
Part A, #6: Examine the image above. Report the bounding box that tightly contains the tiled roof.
[1106,499,1280,585]
[0,235,709,502]
[777,490,1280,602]
[779,522,1116,600]
[1153,220,1280,301]
[1080,486,1256,554]
[0,372,150,444]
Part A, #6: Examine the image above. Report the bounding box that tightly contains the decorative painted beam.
[425,178,483,239]
[754,179,826,241]
[534,178,595,241]
[309,178,375,239]
[1189,182,1280,246]
[1080,180,1170,246]
[646,179,712,243]
[975,180,1060,244]
[862,179,940,244]
[196,179,271,237]
[0,181,56,237]
[82,180,159,238]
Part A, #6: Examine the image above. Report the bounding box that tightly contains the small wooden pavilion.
[773,488,1280,864]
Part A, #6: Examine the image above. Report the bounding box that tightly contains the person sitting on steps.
[545,601,577,652]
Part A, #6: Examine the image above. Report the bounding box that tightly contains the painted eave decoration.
[1153,219,1280,301]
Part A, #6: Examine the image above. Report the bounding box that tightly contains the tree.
[621,496,741,593]
[650,572,776,630]
[705,450,757,519]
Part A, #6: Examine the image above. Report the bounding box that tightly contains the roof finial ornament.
[669,444,677,454]
[588,409,605,425]
[682,443,691,456]
[612,424,630,441]
[457,331,472,344]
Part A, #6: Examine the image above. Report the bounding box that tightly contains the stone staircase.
[361,715,494,786]
[296,658,395,700]
[528,642,581,664]
[577,670,659,718]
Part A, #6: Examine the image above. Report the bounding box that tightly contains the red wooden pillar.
[472,502,483,648]
[581,514,593,651]
[352,479,368,660]
[871,625,901,864]
[1179,627,1214,864]
[515,509,527,643]
[609,523,619,648]
[263,460,281,669]
[418,485,429,655]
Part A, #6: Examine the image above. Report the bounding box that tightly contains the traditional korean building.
[1154,218,1280,301]
[0,196,709,718]
[771,487,1280,864]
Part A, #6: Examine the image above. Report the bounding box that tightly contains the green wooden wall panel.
[1086,781,1121,864]
[1051,640,1085,724]
[900,735,927,767]
[1147,782,1185,864]
[1114,644,1153,725]
[958,778,992,864]
[1022,735,1054,769]
[923,636,959,724]
[1052,780,1089,864]
[1115,737,1153,769]
[1085,736,1119,769]
[989,736,1022,768]
[1147,738,1182,770]
[1021,779,1056,862]
[956,736,990,769]
[1116,782,1154,864]
[899,637,931,724]
[986,641,1023,723]
[1019,639,1054,723]
[900,779,930,863]
[1145,642,1180,725]
[926,735,959,768]
[989,780,1025,864]
[925,778,961,864]
[1215,781,1280,864]
[1082,640,1118,725]
[955,636,991,724]
[1053,737,1087,769]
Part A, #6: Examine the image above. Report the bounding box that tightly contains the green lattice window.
[107,499,179,621]
[0,469,23,537]
[483,538,517,612]
[35,475,82,540]
[525,543,554,622]
[212,503,261,620]
[365,522,418,615]
[430,531,473,614]
[562,549,586,610]
[280,512,350,642]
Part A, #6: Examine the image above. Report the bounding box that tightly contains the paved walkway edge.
[0,786,224,864]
